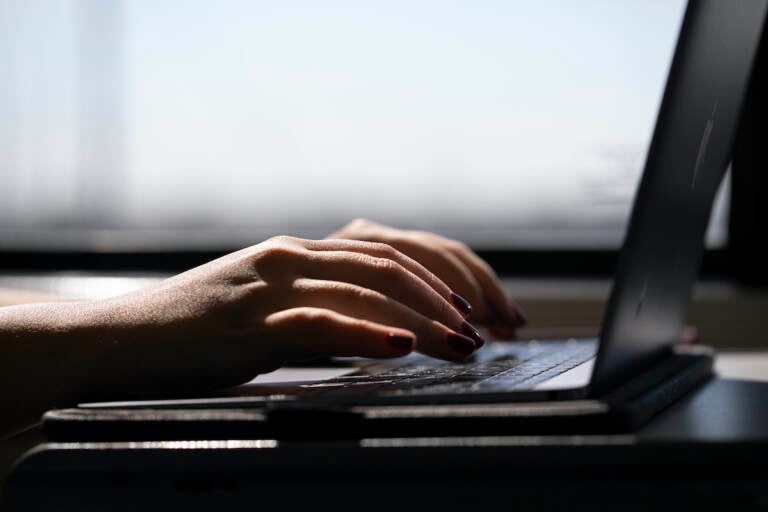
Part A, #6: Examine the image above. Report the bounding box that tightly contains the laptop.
[44,0,768,438]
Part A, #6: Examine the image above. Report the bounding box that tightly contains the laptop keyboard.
[300,339,597,397]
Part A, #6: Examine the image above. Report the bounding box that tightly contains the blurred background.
[2,0,767,350]
[1,0,731,252]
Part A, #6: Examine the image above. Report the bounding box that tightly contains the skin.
[0,220,524,437]
[330,219,527,336]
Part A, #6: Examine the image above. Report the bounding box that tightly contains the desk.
[3,351,768,511]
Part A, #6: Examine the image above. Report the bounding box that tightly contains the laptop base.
[41,345,713,442]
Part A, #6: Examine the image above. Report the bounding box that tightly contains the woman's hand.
[72,234,489,395]
[0,224,518,432]
[329,219,526,338]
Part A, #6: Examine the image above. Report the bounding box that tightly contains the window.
[1,0,727,251]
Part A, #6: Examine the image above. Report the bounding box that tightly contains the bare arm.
[0,301,109,437]
[0,238,476,436]
[0,288,67,307]
[0,223,524,437]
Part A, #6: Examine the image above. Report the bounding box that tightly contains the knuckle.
[350,284,380,304]
[405,230,430,244]
[408,230,441,243]
[350,317,375,332]
[338,218,373,237]
[341,218,383,239]
[370,255,402,276]
[266,235,301,245]
[370,241,399,257]
[259,244,300,263]
[349,217,372,228]
[254,243,304,277]
[292,308,333,328]
[330,280,381,306]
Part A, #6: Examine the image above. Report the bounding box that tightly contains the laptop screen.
[592,0,768,389]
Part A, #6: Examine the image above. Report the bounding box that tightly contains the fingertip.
[446,331,477,357]
[460,320,486,348]
[492,297,527,328]
[386,332,416,353]
[450,291,473,316]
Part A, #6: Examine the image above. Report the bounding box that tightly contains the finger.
[292,250,484,347]
[299,238,473,316]
[326,220,523,327]
[263,306,477,362]
[366,233,489,323]
[442,239,527,327]
[267,279,479,362]
[263,307,416,359]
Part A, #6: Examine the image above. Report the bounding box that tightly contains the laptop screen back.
[592,0,768,390]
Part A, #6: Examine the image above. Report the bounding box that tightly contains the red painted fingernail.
[461,321,486,348]
[387,333,414,351]
[446,332,476,356]
[450,292,473,316]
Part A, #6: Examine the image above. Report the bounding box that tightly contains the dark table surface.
[4,353,768,511]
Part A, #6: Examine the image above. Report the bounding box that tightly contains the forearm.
[0,299,210,438]
[0,296,260,437]
[0,301,101,436]
[0,287,68,307]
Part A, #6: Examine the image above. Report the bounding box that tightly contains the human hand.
[85,235,488,392]
[329,219,526,338]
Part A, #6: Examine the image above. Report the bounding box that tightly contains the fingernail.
[446,332,477,356]
[511,302,528,327]
[386,333,414,351]
[450,292,473,316]
[461,320,486,348]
